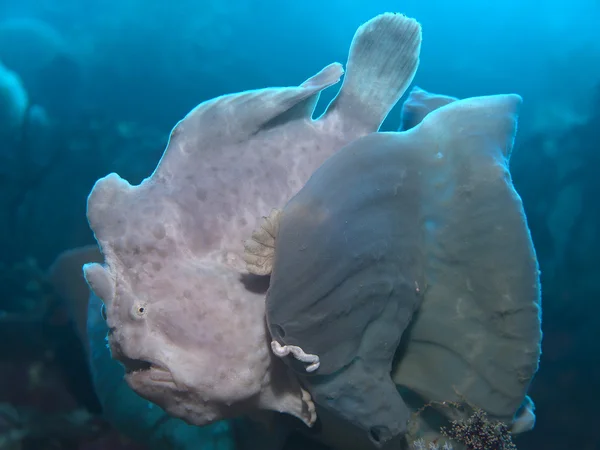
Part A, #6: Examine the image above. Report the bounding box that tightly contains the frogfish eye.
[135,304,147,317]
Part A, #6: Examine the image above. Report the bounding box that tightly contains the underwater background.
[0,0,598,449]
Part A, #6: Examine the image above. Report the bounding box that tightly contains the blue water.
[0,1,598,449]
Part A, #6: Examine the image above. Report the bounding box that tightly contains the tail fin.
[324,13,422,131]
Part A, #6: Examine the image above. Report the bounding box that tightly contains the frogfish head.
[83,255,274,427]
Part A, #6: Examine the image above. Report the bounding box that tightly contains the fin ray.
[324,13,422,131]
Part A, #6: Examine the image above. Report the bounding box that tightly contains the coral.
[0,60,28,142]
[413,438,453,450]
[0,17,79,116]
[440,409,517,450]
[0,403,106,449]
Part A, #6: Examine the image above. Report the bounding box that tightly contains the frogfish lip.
[108,333,175,386]
[121,356,175,385]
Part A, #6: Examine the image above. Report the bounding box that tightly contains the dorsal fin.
[399,86,458,131]
[140,62,343,181]
[417,93,522,159]
[393,93,541,426]
[168,62,342,146]
[323,13,421,131]
[259,63,346,130]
